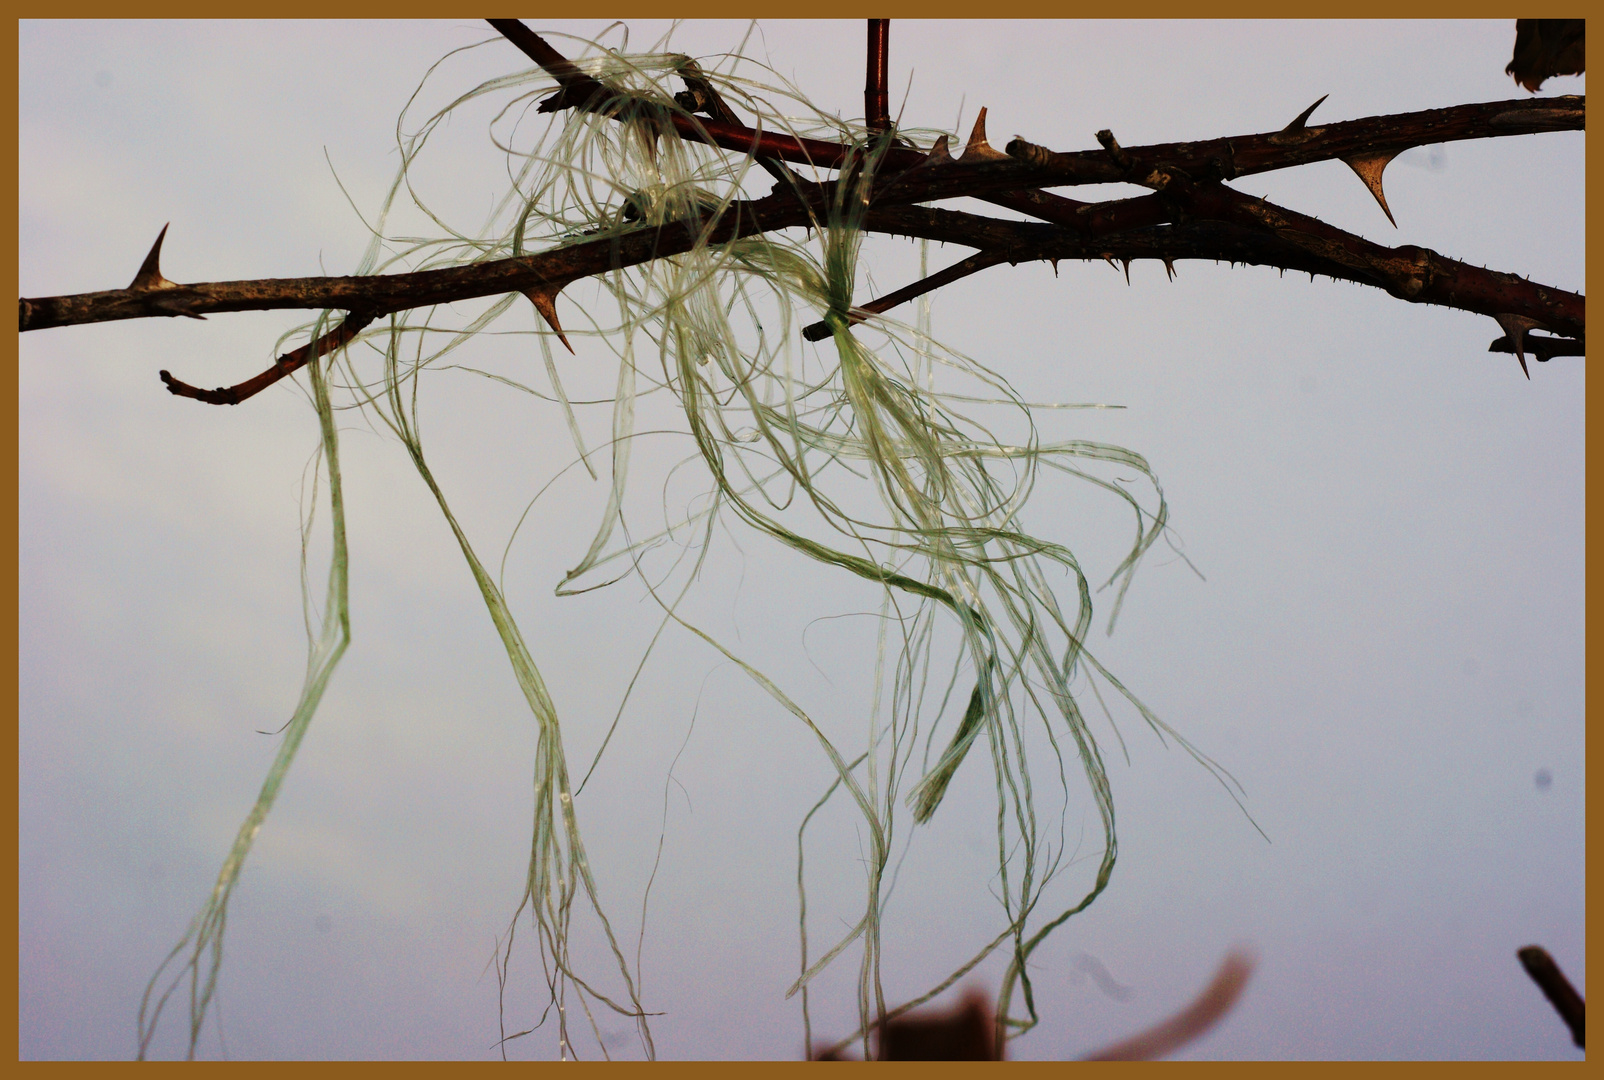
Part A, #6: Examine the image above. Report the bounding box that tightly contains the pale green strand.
[138,319,352,1060]
[378,320,654,1059]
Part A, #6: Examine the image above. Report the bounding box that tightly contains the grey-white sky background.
[18,20,1585,1060]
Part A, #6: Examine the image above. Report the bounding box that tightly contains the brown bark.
[1005,96,1583,186]
[16,20,1585,401]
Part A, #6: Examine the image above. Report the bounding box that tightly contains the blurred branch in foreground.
[1517,945,1584,1049]
[813,949,1255,1060]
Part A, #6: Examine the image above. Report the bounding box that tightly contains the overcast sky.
[18,20,1585,1061]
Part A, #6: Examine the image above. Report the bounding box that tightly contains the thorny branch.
[17,20,1584,403]
[15,20,1585,1062]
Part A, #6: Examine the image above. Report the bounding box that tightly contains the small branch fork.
[18,19,1584,404]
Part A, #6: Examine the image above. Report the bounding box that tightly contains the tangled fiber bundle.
[137,26,1242,1060]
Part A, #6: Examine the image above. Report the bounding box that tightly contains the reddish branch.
[16,19,1585,405]
[1082,951,1255,1061]
[673,58,800,190]
[866,19,890,134]
[158,312,376,405]
[503,23,1582,185]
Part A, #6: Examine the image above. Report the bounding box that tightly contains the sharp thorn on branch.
[924,133,954,165]
[524,286,575,353]
[130,223,178,292]
[1163,258,1177,282]
[1121,258,1132,285]
[1493,312,1544,378]
[17,96,1584,345]
[1280,94,1330,135]
[1342,152,1399,227]
[959,108,1009,162]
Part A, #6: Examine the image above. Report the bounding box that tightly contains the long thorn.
[130,223,176,291]
[1342,151,1399,227]
[525,286,575,354]
[1493,312,1542,378]
[960,108,1008,162]
[1281,94,1329,134]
